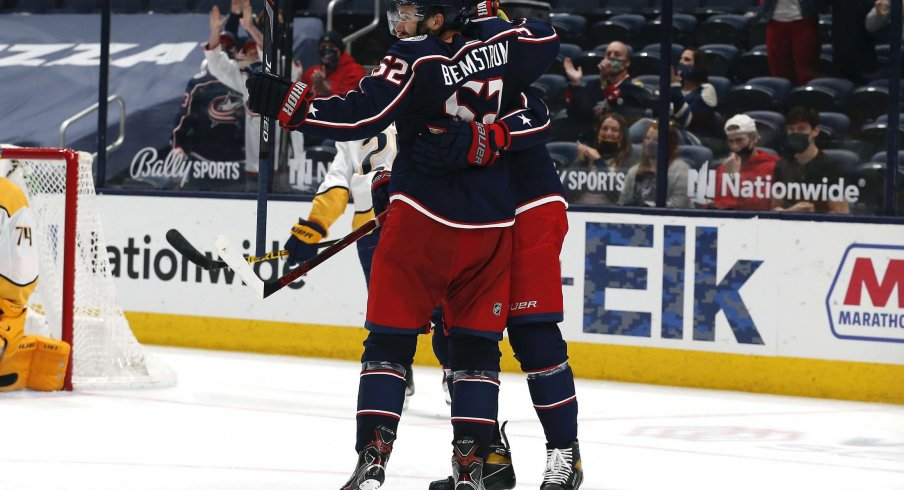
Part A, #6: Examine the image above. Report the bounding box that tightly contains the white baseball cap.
[724,114,758,136]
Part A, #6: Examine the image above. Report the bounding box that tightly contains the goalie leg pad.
[27,336,70,391]
[0,336,34,392]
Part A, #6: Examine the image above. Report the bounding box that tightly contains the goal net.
[1,147,176,390]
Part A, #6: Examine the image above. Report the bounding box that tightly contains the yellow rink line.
[127,312,904,405]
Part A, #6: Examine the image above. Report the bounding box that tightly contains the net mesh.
[8,149,176,389]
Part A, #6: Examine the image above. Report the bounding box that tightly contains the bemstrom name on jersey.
[440,41,509,85]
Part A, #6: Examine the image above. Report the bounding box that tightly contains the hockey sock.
[509,323,578,449]
[448,335,501,460]
[356,332,418,452]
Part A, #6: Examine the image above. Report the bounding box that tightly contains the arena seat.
[847,85,891,129]
[700,43,740,78]
[641,43,685,64]
[650,0,702,14]
[547,141,579,169]
[550,0,605,23]
[639,14,698,47]
[745,110,785,151]
[629,118,654,144]
[731,45,770,82]
[59,0,99,13]
[851,162,887,215]
[589,14,645,48]
[531,74,569,113]
[817,112,850,148]
[678,145,714,170]
[575,50,604,74]
[551,43,584,76]
[631,52,662,77]
[724,77,791,115]
[8,0,58,12]
[788,77,854,113]
[603,0,649,15]
[549,13,587,45]
[822,149,861,178]
[708,75,732,104]
[701,0,754,15]
[697,14,749,48]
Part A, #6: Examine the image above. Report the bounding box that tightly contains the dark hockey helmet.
[386,0,468,37]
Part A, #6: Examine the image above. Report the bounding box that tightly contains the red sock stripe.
[533,395,577,410]
[357,409,401,420]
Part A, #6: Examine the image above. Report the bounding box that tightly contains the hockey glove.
[371,170,392,216]
[284,218,327,266]
[246,72,312,130]
[467,0,500,20]
[411,119,511,175]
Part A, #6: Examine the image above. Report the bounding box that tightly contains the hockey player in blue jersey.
[413,4,581,489]
[244,0,558,487]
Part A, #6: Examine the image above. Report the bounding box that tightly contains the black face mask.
[598,140,620,157]
[320,48,340,69]
[785,133,810,155]
[735,143,754,159]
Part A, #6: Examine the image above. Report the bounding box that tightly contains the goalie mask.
[387,0,467,37]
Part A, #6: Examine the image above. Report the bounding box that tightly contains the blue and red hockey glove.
[284,218,327,265]
[371,169,392,216]
[411,119,511,176]
[246,71,312,130]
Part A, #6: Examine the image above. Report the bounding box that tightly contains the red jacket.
[301,52,366,97]
[713,149,779,211]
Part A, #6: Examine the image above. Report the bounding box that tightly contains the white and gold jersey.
[309,124,397,233]
[0,176,38,313]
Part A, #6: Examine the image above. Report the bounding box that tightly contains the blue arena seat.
[631,51,661,77]
[639,13,698,47]
[701,0,754,15]
[547,141,579,169]
[869,150,904,164]
[9,0,57,12]
[817,112,850,148]
[846,85,891,128]
[531,74,569,113]
[788,77,854,113]
[60,0,99,13]
[589,14,645,47]
[851,162,887,215]
[603,0,649,15]
[701,43,740,78]
[697,14,749,48]
[731,45,770,83]
[549,13,587,45]
[678,145,715,170]
[550,43,584,76]
[574,50,604,74]
[822,149,861,178]
[641,43,685,64]
[745,110,785,150]
[708,76,732,104]
[628,118,654,144]
[724,77,791,115]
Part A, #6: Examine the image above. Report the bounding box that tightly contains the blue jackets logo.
[583,223,764,345]
[826,244,904,343]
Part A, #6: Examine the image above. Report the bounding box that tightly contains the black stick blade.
[166,229,225,270]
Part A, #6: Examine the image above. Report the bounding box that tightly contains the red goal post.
[1,146,176,390]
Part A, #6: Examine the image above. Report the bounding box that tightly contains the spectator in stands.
[867,0,904,37]
[712,114,779,211]
[300,31,366,97]
[205,1,305,191]
[567,113,638,205]
[618,120,691,208]
[760,0,821,85]
[670,48,722,139]
[772,106,850,213]
[563,41,648,125]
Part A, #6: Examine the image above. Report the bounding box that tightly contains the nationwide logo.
[687,161,863,206]
[826,244,904,343]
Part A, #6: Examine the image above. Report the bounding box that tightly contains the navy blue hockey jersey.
[293,17,559,227]
[171,66,245,163]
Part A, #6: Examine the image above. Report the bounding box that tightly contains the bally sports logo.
[826,244,904,343]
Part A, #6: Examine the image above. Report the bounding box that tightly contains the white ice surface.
[1,346,903,490]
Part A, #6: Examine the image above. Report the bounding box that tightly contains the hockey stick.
[166,229,337,271]
[216,210,387,299]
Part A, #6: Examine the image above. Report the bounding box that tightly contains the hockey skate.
[429,422,515,490]
[340,426,395,490]
[540,440,583,490]
[450,437,486,490]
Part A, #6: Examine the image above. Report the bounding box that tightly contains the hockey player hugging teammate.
[0,160,70,392]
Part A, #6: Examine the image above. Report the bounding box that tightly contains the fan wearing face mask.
[300,31,367,97]
[669,48,722,139]
[772,106,850,214]
[712,114,779,211]
[563,41,648,125]
[570,113,638,205]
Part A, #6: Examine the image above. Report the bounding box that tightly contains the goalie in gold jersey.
[0,159,70,391]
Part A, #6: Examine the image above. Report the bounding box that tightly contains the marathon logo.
[282,82,308,118]
[826,244,904,343]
